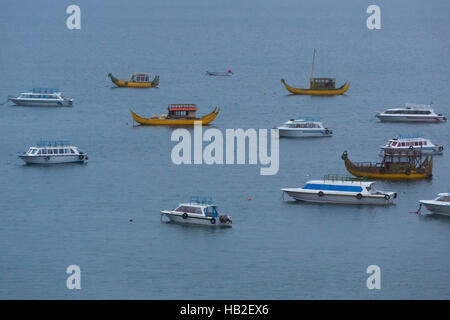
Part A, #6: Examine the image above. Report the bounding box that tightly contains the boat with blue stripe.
[282,174,396,205]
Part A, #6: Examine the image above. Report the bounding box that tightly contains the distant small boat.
[18,141,87,164]
[276,118,333,137]
[376,103,446,122]
[161,197,232,227]
[342,149,433,179]
[130,104,219,125]
[108,72,159,88]
[380,135,443,155]
[206,70,233,76]
[419,193,450,216]
[9,88,73,107]
[281,49,350,95]
[282,174,396,205]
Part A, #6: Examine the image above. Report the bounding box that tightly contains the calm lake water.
[0,0,449,299]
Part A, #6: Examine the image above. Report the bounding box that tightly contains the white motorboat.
[380,135,443,155]
[419,193,450,216]
[9,88,73,107]
[276,118,333,137]
[161,197,232,227]
[18,141,88,164]
[376,103,446,122]
[282,175,397,205]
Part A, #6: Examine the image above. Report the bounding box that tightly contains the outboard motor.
[219,215,232,224]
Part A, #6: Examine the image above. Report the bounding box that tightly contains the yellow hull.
[130,108,219,125]
[345,167,429,180]
[281,79,350,95]
[108,73,159,88]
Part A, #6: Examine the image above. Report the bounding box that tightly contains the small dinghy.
[205,70,233,76]
[161,197,232,227]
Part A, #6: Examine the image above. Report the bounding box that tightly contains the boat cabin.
[310,77,336,89]
[286,119,322,129]
[131,73,150,83]
[381,149,425,166]
[167,104,198,119]
[26,141,79,156]
[174,196,219,218]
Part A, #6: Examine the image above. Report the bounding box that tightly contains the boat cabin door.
[204,206,218,218]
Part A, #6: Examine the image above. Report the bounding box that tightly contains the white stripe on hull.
[162,213,232,227]
[19,155,85,164]
[11,99,72,107]
[278,130,332,138]
[421,204,450,216]
[284,191,394,205]
[376,115,445,123]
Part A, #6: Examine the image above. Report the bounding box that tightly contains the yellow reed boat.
[108,72,159,88]
[130,104,219,125]
[341,150,433,179]
[281,49,350,95]
[281,78,350,95]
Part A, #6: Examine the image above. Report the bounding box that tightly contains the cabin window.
[37,150,42,155]
[392,142,397,146]
[48,149,53,155]
[64,148,69,153]
[70,149,75,154]
[42,149,47,155]
[423,141,427,145]
[59,148,64,154]
[30,149,37,155]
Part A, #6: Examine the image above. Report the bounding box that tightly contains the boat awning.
[168,104,197,111]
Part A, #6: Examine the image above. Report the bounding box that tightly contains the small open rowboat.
[130,104,219,125]
[206,70,233,76]
[108,73,159,88]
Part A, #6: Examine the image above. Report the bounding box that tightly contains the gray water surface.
[0,0,449,299]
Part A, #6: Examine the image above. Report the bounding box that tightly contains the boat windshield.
[175,206,203,214]
[437,196,450,202]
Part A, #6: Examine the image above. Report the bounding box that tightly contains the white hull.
[11,98,73,107]
[380,146,443,155]
[376,114,446,123]
[420,201,450,216]
[283,190,395,205]
[161,211,232,227]
[278,129,332,137]
[19,155,86,164]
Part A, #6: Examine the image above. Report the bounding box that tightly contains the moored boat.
[9,88,73,107]
[108,72,159,88]
[419,193,450,216]
[342,149,433,179]
[282,174,396,205]
[130,104,219,125]
[161,197,232,227]
[18,140,88,164]
[376,103,446,122]
[276,118,333,137]
[380,135,443,155]
[206,70,233,76]
[280,49,350,95]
